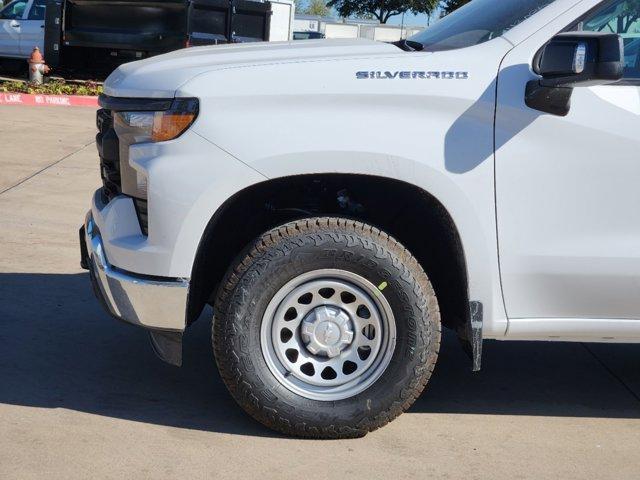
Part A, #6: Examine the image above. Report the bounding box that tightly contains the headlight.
[114,98,199,200]
[114,98,199,145]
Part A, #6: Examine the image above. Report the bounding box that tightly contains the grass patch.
[0,80,102,96]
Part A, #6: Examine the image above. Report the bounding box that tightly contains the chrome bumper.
[81,211,188,333]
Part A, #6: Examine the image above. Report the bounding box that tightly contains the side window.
[571,0,640,80]
[0,0,28,19]
[27,0,47,20]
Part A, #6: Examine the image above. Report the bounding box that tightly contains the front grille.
[133,198,149,236]
[95,101,149,237]
[96,108,121,202]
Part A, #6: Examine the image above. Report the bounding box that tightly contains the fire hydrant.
[27,47,50,85]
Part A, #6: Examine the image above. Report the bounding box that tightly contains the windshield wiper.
[393,39,425,52]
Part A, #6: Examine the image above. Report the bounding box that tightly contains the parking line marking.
[0,141,95,197]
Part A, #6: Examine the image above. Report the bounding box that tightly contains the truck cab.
[80,0,640,438]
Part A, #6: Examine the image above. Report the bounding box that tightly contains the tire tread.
[213,217,441,439]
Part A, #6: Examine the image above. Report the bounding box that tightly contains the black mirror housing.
[526,32,624,116]
[534,32,624,87]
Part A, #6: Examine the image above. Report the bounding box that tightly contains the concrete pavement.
[0,105,96,193]
[0,104,639,479]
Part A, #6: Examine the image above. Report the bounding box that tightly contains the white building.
[293,14,424,41]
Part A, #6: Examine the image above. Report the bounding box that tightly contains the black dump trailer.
[44,0,291,73]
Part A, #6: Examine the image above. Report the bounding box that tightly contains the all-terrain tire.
[213,217,441,439]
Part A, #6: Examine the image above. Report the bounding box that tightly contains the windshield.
[410,0,557,51]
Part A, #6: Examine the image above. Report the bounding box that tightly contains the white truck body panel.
[175,37,513,338]
[19,0,44,56]
[496,0,640,333]
[0,0,44,59]
[506,318,640,342]
[93,0,640,342]
[0,18,22,57]
[103,38,399,97]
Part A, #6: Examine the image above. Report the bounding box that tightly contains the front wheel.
[213,217,441,438]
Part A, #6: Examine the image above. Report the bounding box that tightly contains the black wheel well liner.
[187,173,470,337]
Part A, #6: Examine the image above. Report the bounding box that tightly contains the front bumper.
[80,210,187,365]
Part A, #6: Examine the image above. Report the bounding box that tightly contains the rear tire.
[213,217,440,438]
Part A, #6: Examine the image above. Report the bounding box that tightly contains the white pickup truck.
[80,0,640,438]
[0,0,45,59]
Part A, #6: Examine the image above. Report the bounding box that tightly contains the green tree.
[440,0,470,15]
[305,0,331,16]
[608,0,640,33]
[293,0,305,13]
[327,0,438,24]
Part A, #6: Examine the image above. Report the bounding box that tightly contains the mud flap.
[469,301,483,372]
[149,330,183,367]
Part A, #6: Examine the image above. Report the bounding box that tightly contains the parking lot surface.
[1,104,639,479]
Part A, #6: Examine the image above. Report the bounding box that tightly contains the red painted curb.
[0,92,98,107]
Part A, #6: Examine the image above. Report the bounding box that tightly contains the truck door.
[230,0,271,42]
[495,0,640,332]
[187,0,230,46]
[0,0,27,58]
[19,0,45,56]
[187,0,272,46]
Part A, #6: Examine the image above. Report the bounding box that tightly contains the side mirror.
[525,32,624,116]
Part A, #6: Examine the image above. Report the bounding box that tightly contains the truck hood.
[103,39,401,98]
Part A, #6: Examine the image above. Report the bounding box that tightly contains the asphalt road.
[1,104,639,479]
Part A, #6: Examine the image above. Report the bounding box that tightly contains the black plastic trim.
[132,197,149,236]
[148,330,183,366]
[79,225,89,270]
[525,81,573,116]
[98,94,174,111]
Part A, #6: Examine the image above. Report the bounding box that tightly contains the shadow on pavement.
[0,272,274,438]
[416,330,640,419]
[1,272,639,438]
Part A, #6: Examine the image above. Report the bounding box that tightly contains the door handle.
[40,25,45,28]
[10,20,20,28]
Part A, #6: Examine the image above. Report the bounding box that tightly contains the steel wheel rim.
[261,269,396,401]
